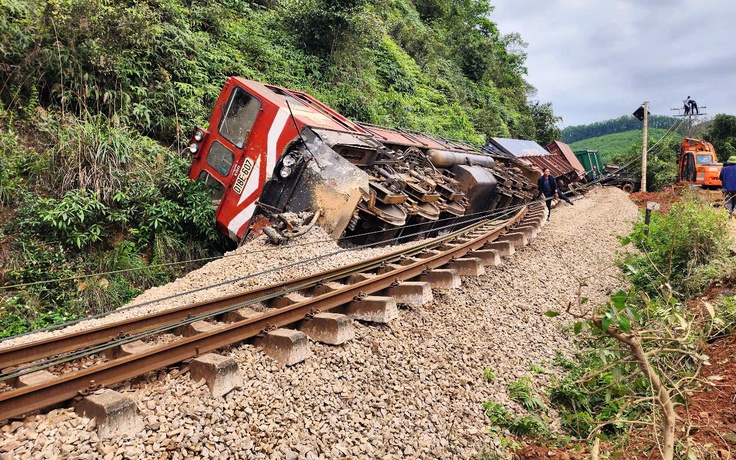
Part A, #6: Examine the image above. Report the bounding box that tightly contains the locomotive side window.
[197,170,226,205]
[219,87,261,149]
[206,141,235,176]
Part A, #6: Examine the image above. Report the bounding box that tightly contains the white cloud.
[491,1,736,125]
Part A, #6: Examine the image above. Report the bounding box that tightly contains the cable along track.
[0,203,544,422]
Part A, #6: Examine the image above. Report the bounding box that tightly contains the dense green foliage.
[704,114,736,162]
[0,0,559,144]
[0,0,561,336]
[562,115,678,144]
[620,194,732,299]
[0,109,226,337]
[528,101,562,146]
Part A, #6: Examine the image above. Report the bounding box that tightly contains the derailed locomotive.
[187,78,538,245]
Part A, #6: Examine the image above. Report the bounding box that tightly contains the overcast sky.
[490,1,736,127]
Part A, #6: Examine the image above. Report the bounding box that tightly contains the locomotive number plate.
[232,157,255,195]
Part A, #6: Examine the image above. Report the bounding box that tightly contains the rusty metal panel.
[357,123,480,154]
[546,141,586,178]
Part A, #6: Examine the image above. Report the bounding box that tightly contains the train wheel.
[622,183,635,194]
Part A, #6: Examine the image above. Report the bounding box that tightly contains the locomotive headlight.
[279,166,293,178]
[194,129,204,142]
[188,143,199,154]
[281,154,296,167]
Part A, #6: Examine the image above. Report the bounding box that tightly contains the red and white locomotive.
[187,77,536,245]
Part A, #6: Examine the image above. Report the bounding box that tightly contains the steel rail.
[0,206,532,421]
[0,215,504,371]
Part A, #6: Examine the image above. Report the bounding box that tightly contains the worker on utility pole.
[689,98,698,115]
[683,96,690,115]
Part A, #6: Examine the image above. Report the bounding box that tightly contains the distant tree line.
[562,115,678,144]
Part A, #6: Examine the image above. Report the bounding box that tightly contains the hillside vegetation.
[569,128,682,164]
[0,0,560,335]
[562,114,678,144]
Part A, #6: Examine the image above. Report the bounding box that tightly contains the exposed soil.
[622,330,736,460]
[680,333,736,458]
[629,186,683,213]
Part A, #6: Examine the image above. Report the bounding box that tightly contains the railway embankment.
[0,187,638,460]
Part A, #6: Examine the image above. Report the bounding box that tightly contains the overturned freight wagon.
[485,138,584,189]
[186,78,538,246]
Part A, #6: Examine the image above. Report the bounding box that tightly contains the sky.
[490,0,736,127]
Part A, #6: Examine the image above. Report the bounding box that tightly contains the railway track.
[0,203,545,423]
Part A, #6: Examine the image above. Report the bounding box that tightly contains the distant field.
[569,128,681,164]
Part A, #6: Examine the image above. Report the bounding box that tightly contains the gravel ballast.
[0,187,640,459]
[0,222,426,349]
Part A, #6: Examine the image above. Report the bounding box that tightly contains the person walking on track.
[537,167,572,221]
[719,155,736,218]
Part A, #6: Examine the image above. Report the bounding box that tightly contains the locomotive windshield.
[219,87,261,149]
[206,141,235,176]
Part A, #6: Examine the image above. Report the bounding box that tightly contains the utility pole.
[641,101,649,192]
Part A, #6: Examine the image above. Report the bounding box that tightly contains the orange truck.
[677,138,722,188]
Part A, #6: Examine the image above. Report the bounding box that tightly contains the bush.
[549,349,647,439]
[1,113,227,335]
[620,194,732,298]
[34,190,109,249]
[483,401,549,438]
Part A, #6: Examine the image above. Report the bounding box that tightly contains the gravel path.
[0,187,639,460]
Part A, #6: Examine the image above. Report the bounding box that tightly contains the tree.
[528,100,562,145]
[704,114,736,162]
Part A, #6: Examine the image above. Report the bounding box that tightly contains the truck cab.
[677,138,722,188]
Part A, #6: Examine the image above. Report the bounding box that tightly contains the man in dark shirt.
[689,99,699,115]
[719,155,736,218]
[537,168,558,221]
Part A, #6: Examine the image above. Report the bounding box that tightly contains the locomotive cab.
[187,78,373,243]
[188,83,264,236]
